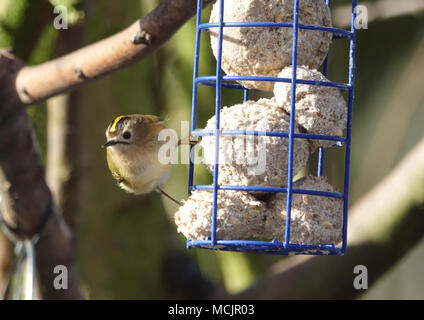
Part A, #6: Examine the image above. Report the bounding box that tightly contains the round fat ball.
[265,175,343,244]
[273,66,347,150]
[209,0,332,91]
[174,190,267,241]
[200,98,311,188]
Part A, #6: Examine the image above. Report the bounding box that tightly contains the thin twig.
[15,0,215,105]
[333,0,424,28]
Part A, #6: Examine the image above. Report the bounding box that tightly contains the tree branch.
[0,50,82,298]
[15,0,215,105]
[46,22,84,232]
[0,0,57,295]
[333,0,424,28]
[0,231,13,294]
[0,0,215,299]
[229,138,424,299]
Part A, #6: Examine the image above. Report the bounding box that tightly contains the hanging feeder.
[175,0,357,255]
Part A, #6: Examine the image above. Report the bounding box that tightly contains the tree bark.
[0,0,58,295]
[0,0,215,299]
[15,0,215,106]
[0,231,13,294]
[0,50,82,299]
[333,0,424,28]
[46,23,84,232]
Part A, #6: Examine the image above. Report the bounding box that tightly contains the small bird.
[103,114,180,205]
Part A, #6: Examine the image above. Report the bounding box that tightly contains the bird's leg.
[156,187,182,206]
[178,135,200,147]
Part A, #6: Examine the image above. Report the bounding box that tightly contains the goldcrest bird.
[103,114,180,205]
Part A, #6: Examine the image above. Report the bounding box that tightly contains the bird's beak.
[102,140,114,148]
[102,140,129,148]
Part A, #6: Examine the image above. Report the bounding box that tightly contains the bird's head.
[103,114,165,149]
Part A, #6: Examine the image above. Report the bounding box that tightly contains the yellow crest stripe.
[110,116,126,132]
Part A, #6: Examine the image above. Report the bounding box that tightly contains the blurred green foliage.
[0,0,28,49]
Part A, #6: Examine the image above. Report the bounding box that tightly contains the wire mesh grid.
[187,0,357,255]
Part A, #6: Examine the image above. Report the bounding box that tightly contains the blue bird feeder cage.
[186,0,357,255]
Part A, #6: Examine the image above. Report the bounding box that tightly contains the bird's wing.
[106,150,125,183]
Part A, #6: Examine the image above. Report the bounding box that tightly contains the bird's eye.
[123,131,131,139]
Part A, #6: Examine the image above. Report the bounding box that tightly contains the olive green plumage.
[103,114,171,195]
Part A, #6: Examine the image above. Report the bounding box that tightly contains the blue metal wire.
[318,0,332,178]
[192,129,346,143]
[200,22,353,39]
[188,0,357,255]
[188,0,203,195]
[191,185,344,199]
[342,0,358,253]
[284,0,301,248]
[196,75,350,90]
